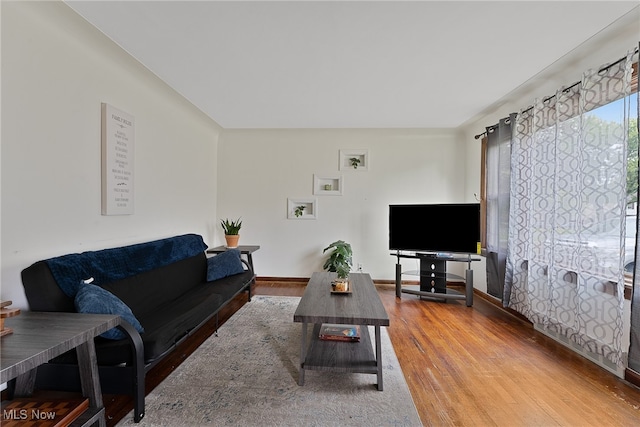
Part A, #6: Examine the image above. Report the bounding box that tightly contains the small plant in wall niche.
[287,198,317,219]
[294,205,306,217]
[339,149,368,171]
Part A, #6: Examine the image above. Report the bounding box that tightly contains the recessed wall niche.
[287,198,317,219]
[313,174,343,195]
[339,149,369,171]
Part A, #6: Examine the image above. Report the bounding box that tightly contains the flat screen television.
[389,203,480,254]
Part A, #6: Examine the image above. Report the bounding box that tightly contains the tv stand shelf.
[392,252,481,307]
[401,270,466,282]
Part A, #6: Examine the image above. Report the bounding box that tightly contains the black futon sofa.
[20,234,255,423]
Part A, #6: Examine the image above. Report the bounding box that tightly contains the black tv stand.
[392,251,481,306]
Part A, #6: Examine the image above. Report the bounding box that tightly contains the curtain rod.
[474,48,639,140]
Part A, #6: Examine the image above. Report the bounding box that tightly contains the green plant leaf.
[322,240,353,278]
[220,217,242,235]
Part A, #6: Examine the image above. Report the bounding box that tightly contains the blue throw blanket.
[46,234,208,297]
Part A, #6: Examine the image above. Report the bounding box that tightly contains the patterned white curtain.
[506,52,634,366]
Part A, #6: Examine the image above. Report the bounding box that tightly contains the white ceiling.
[65,1,639,129]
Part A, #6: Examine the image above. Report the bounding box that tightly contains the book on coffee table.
[319,324,360,342]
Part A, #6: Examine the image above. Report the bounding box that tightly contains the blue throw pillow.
[207,249,245,281]
[74,283,145,340]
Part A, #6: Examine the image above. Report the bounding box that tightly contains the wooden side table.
[1,312,121,427]
[207,245,260,272]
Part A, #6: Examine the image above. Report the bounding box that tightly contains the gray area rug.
[117,295,422,426]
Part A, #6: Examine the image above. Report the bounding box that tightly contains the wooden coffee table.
[293,272,390,390]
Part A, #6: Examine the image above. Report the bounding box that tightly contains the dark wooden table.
[1,312,122,427]
[293,272,390,390]
[206,245,260,272]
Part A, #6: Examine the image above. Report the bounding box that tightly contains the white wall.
[1,1,221,309]
[217,128,469,281]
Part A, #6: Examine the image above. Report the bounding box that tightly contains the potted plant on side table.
[221,217,242,248]
[322,240,352,292]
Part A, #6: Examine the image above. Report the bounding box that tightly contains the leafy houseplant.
[349,157,361,169]
[294,205,306,217]
[322,240,353,290]
[220,217,242,248]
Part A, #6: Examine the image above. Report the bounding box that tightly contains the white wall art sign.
[101,103,135,215]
